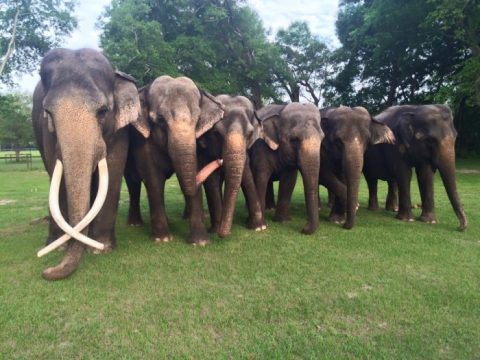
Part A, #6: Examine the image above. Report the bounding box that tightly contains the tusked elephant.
[32,48,146,280]
[319,106,395,229]
[125,76,224,245]
[198,94,266,237]
[250,103,323,235]
[363,104,467,231]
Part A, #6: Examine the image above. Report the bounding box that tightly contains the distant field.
[0,159,479,359]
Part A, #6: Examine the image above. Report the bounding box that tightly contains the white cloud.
[248,0,340,47]
[13,0,340,93]
[14,0,111,93]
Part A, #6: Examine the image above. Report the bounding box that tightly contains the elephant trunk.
[168,123,198,198]
[218,132,246,238]
[343,141,364,229]
[298,135,321,234]
[42,105,105,280]
[437,136,467,231]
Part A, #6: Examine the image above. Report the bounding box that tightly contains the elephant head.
[321,106,395,229]
[34,48,144,280]
[135,76,224,197]
[379,104,467,230]
[199,95,263,237]
[257,103,323,234]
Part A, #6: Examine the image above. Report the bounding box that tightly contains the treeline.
[1,0,478,154]
[98,0,479,154]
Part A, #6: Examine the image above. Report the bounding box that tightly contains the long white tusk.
[37,159,109,257]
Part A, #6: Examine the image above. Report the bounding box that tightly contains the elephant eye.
[96,105,109,119]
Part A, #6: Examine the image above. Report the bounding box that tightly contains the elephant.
[32,48,145,280]
[125,75,224,245]
[363,104,468,231]
[197,94,266,237]
[319,106,395,229]
[250,102,323,235]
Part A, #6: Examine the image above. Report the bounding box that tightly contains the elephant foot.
[396,212,414,222]
[329,213,345,225]
[208,223,220,234]
[127,217,144,227]
[273,212,291,223]
[343,220,354,230]
[246,215,266,231]
[458,215,468,232]
[301,222,317,235]
[188,229,210,246]
[152,234,173,243]
[255,225,267,232]
[368,203,379,212]
[87,242,114,254]
[151,228,173,243]
[385,204,399,212]
[420,212,437,224]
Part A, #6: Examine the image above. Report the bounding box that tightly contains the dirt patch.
[457,168,480,174]
[0,199,16,205]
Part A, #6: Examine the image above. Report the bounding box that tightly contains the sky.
[14,0,340,93]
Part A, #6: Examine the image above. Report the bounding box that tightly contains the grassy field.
[0,158,479,359]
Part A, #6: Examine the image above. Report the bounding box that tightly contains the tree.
[99,0,280,107]
[331,0,469,112]
[0,93,33,159]
[0,0,77,85]
[274,21,333,105]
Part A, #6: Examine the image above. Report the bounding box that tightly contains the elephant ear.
[114,71,150,138]
[196,89,224,138]
[246,110,263,149]
[256,105,285,151]
[370,117,395,144]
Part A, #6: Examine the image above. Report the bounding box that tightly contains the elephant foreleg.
[90,128,129,251]
[274,169,298,222]
[265,178,276,210]
[186,189,209,246]
[395,161,414,221]
[366,176,379,211]
[416,164,437,223]
[241,159,266,231]
[385,180,398,211]
[204,169,223,233]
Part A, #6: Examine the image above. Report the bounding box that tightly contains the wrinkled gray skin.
[198,95,265,237]
[32,48,142,280]
[320,106,395,229]
[126,76,224,245]
[250,103,323,234]
[363,104,467,231]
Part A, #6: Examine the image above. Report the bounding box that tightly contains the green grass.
[0,161,479,359]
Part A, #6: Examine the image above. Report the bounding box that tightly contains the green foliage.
[99,0,280,106]
[274,21,332,105]
[0,93,33,150]
[0,0,77,85]
[1,161,480,358]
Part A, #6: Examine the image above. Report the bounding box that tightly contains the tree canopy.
[100,0,280,107]
[0,0,77,85]
[0,93,33,153]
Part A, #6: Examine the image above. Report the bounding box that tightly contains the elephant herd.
[32,48,467,280]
